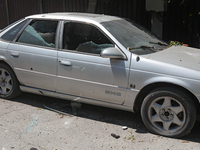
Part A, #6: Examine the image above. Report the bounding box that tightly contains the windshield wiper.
[128,45,156,52]
[149,42,168,46]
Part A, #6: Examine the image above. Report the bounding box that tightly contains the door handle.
[59,60,72,66]
[11,52,19,57]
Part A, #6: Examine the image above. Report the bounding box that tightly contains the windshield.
[101,19,168,55]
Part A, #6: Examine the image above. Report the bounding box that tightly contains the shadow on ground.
[10,92,200,143]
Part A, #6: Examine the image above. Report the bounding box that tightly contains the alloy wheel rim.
[148,96,186,132]
[0,69,12,95]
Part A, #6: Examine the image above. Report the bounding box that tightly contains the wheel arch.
[0,60,20,83]
[0,60,21,98]
[133,82,200,114]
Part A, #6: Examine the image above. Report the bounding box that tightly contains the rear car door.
[6,19,59,91]
[57,21,130,104]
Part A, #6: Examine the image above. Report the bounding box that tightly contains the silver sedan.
[0,13,199,137]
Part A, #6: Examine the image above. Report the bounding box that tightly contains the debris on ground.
[182,141,190,143]
[122,126,128,130]
[127,135,135,141]
[10,146,14,149]
[30,148,38,150]
[111,133,120,139]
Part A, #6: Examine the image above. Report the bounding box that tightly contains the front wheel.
[141,87,196,137]
[0,63,21,99]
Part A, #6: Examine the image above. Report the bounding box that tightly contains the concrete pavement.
[0,93,200,150]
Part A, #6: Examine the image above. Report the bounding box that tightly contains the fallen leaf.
[182,44,188,47]
[127,135,135,141]
[60,114,65,118]
[37,108,42,110]
[182,141,189,143]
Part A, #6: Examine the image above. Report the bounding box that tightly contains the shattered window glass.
[17,20,58,48]
[62,21,114,54]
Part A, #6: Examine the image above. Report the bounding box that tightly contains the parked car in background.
[0,13,199,138]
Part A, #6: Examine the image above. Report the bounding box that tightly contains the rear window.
[0,18,24,34]
[1,19,28,42]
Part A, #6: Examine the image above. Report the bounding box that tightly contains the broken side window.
[17,20,58,48]
[62,21,114,54]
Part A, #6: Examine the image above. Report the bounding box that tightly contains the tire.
[141,87,196,137]
[0,63,21,99]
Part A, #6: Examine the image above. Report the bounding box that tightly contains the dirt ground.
[0,93,200,150]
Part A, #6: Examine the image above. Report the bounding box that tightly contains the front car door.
[6,19,59,91]
[57,21,130,104]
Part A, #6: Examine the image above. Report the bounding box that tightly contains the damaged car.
[0,13,199,137]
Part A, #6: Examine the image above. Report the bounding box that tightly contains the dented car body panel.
[0,12,199,113]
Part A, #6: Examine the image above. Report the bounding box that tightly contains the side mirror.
[100,47,126,59]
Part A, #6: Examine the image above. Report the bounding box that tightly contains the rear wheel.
[141,87,196,137]
[0,63,21,99]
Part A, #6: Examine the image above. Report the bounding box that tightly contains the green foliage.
[127,135,135,141]
[169,41,182,46]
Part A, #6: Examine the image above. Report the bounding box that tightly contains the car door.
[6,19,59,91]
[56,21,130,104]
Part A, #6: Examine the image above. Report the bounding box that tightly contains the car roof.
[26,12,121,23]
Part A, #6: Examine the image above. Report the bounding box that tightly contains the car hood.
[142,46,200,71]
